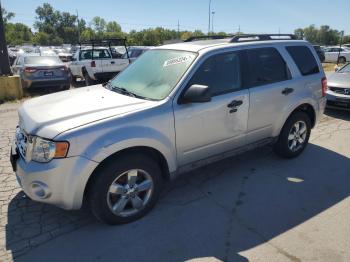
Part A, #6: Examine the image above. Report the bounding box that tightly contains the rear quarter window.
[286,46,320,76]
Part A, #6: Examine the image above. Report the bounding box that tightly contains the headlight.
[31,137,69,163]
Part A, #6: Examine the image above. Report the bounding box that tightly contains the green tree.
[5,23,33,45]
[91,16,106,34]
[1,7,15,25]
[106,21,121,33]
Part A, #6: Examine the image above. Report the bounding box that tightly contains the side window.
[245,48,291,87]
[286,46,320,76]
[188,52,242,96]
[94,49,111,59]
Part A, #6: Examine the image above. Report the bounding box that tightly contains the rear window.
[24,56,61,65]
[286,46,320,76]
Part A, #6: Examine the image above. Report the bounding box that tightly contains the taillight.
[24,67,37,73]
[91,61,96,67]
[321,77,327,97]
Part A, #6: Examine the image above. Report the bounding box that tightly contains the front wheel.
[274,111,311,158]
[88,153,163,225]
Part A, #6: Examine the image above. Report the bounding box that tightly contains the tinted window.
[188,52,242,96]
[80,49,111,60]
[286,46,320,76]
[245,48,290,87]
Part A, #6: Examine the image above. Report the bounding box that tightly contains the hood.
[18,85,157,138]
[328,73,350,88]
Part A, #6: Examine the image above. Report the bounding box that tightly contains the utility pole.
[177,20,180,39]
[0,1,11,75]
[211,11,215,33]
[76,10,80,43]
[238,25,241,35]
[337,30,344,65]
[208,0,212,34]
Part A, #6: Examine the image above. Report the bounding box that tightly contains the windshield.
[338,63,350,73]
[108,49,197,100]
[24,56,62,65]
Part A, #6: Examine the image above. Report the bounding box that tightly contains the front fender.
[83,126,177,173]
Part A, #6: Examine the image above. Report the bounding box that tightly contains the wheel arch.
[82,146,171,206]
[274,102,317,137]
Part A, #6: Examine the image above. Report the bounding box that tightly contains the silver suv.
[10,34,327,224]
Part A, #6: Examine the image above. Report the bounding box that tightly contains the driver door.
[173,51,249,166]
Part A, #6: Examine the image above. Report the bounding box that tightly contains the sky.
[2,0,350,35]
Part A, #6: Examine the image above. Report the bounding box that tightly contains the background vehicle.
[11,55,70,91]
[326,63,350,109]
[69,39,130,86]
[343,44,350,48]
[11,34,326,224]
[323,46,350,63]
[122,46,152,62]
[313,45,325,62]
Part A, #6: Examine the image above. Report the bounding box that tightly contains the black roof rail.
[230,34,298,43]
[184,35,234,42]
[184,34,298,43]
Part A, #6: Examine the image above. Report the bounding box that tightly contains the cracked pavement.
[1,101,350,262]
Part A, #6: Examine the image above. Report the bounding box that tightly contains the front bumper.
[326,91,350,110]
[12,153,98,210]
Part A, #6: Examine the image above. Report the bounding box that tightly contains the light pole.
[0,1,11,75]
[211,11,215,33]
[208,0,212,35]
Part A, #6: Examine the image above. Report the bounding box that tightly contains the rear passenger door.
[243,47,296,143]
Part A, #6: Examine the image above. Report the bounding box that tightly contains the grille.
[329,86,350,96]
[15,127,29,159]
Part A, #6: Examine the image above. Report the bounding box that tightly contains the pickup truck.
[69,46,130,86]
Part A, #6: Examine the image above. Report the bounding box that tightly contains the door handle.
[227,100,243,108]
[282,88,294,95]
[111,61,115,64]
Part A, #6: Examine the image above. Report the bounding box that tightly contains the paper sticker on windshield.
[163,55,192,67]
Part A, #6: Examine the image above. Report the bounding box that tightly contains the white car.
[324,46,350,63]
[69,46,130,86]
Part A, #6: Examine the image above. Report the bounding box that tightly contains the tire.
[338,57,346,64]
[62,85,70,90]
[88,153,163,225]
[84,71,95,86]
[274,111,311,158]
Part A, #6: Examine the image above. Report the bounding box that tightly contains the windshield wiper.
[105,82,156,101]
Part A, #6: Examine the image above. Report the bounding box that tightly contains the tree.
[294,25,342,45]
[106,21,121,33]
[91,16,106,34]
[5,23,33,45]
[1,7,14,25]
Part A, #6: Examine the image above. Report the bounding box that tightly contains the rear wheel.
[83,71,95,86]
[338,56,346,64]
[88,153,163,225]
[274,111,311,158]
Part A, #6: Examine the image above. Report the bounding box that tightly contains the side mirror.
[179,84,211,104]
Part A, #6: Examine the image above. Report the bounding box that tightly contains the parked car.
[11,55,70,91]
[122,46,152,62]
[313,45,325,62]
[10,34,326,224]
[343,44,350,49]
[323,46,350,63]
[69,46,130,86]
[326,63,350,109]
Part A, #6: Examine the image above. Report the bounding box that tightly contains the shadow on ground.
[5,142,350,261]
[324,108,350,121]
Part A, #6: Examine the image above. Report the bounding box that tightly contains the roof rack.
[184,34,298,43]
[78,38,130,61]
[230,34,297,43]
[184,35,233,42]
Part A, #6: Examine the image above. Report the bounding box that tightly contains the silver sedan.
[11,55,71,91]
[326,63,350,110]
